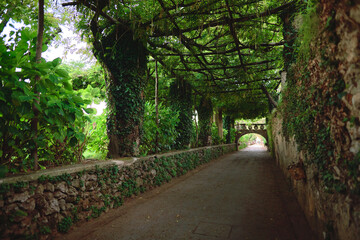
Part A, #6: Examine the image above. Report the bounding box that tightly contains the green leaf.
[0,165,8,178]
[55,68,69,78]
[76,132,85,142]
[69,136,78,147]
[52,57,62,67]
[84,108,95,114]
[18,95,33,102]
[63,80,72,91]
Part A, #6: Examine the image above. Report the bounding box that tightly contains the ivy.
[169,78,193,149]
[198,96,213,147]
[279,2,358,195]
[57,217,72,233]
[92,25,147,157]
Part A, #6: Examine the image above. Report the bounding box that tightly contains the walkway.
[58,144,315,240]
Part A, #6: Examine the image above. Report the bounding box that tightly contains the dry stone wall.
[271,113,360,240]
[0,144,236,239]
[270,1,360,239]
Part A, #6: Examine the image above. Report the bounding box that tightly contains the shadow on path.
[57,144,315,240]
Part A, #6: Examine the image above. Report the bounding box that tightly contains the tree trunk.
[92,26,147,157]
[31,0,45,170]
[224,115,231,144]
[169,78,193,149]
[198,96,213,147]
[215,108,223,140]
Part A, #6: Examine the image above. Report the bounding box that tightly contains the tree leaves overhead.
[62,0,294,118]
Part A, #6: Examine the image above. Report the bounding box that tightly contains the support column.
[215,108,223,140]
[198,96,213,146]
[92,26,147,157]
[169,78,193,149]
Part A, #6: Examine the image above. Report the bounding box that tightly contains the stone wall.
[270,1,360,239]
[0,144,236,239]
[335,0,360,155]
[271,114,360,240]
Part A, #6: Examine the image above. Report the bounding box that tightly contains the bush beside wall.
[0,144,236,239]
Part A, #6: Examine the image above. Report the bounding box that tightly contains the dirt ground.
[57,144,316,240]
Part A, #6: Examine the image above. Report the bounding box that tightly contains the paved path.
[58,144,315,240]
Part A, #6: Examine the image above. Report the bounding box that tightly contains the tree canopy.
[0,0,297,170]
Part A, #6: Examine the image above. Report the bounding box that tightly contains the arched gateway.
[234,124,268,150]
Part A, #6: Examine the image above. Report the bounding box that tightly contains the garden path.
[57,144,315,240]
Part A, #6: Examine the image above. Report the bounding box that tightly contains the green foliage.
[0,24,90,172]
[169,78,193,149]
[57,217,72,233]
[198,96,213,147]
[211,123,222,145]
[266,115,275,157]
[39,226,51,235]
[238,134,258,150]
[140,101,179,155]
[295,0,320,63]
[84,112,109,159]
[65,62,106,104]
[190,121,199,148]
[224,116,235,144]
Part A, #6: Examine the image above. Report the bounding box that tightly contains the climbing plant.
[169,78,193,149]
[91,25,147,158]
[279,0,358,195]
[198,96,213,147]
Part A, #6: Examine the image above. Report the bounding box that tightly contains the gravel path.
[58,144,315,240]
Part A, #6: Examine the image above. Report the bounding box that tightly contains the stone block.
[59,199,66,211]
[20,198,36,211]
[72,179,80,188]
[44,192,54,201]
[8,191,30,203]
[45,183,55,192]
[54,191,67,199]
[56,182,68,193]
[136,177,143,186]
[35,184,44,195]
[44,199,60,215]
[4,203,19,214]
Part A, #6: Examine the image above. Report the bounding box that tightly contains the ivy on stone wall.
[169,78,193,149]
[279,1,358,195]
[0,144,235,239]
[198,96,213,146]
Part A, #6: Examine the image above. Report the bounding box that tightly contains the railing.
[235,124,267,131]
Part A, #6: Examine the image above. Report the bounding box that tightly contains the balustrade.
[235,124,266,131]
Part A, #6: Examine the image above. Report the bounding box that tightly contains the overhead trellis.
[62,0,295,108]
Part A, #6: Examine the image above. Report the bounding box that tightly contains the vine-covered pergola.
[62,0,295,157]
